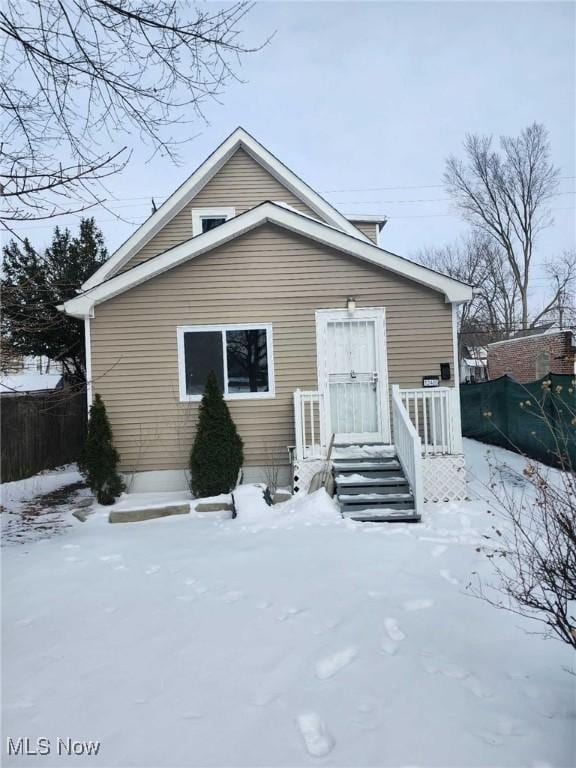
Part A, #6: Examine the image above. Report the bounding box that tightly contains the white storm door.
[317,309,390,444]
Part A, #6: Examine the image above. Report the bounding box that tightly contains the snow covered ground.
[2,440,574,767]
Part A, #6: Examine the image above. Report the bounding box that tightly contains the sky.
[10,0,576,309]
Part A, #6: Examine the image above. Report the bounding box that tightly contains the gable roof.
[83,128,371,290]
[63,202,473,318]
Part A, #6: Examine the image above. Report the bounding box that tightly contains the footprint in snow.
[145,565,160,575]
[222,590,243,603]
[381,618,405,655]
[11,699,36,711]
[384,617,405,641]
[432,544,447,558]
[15,617,33,626]
[473,728,505,747]
[403,598,434,611]
[439,569,459,585]
[380,637,399,656]
[463,675,494,699]
[422,658,467,679]
[495,716,524,736]
[181,710,205,720]
[507,670,530,680]
[355,699,377,714]
[296,713,335,757]
[315,647,358,679]
[313,617,342,635]
[251,690,279,707]
[62,544,80,550]
[276,606,304,622]
[422,657,493,698]
[100,554,122,562]
[521,684,541,701]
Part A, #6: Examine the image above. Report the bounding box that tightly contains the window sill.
[180,392,276,403]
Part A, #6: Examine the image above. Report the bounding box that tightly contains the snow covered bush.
[78,393,124,505]
[189,371,244,498]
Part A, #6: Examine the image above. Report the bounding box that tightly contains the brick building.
[487,324,575,383]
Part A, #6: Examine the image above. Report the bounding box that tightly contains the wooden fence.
[1,389,87,482]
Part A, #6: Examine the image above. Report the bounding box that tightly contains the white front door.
[316,308,390,444]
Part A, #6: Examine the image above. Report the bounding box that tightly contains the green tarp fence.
[460,373,576,468]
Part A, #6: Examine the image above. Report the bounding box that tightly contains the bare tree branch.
[1,0,265,223]
[445,124,560,329]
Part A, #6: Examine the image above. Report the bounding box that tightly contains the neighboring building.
[487,324,576,383]
[460,346,488,384]
[0,372,63,396]
[63,128,473,518]
[0,345,64,394]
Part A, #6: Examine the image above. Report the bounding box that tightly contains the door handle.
[350,370,357,379]
[371,372,379,391]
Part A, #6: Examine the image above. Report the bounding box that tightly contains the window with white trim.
[191,207,235,237]
[177,324,274,401]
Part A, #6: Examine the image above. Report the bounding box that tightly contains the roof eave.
[64,203,473,318]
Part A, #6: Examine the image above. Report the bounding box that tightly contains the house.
[460,346,488,384]
[487,324,575,383]
[63,128,473,519]
[0,372,63,396]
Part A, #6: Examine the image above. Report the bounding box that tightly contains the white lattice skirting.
[292,459,326,494]
[423,454,468,502]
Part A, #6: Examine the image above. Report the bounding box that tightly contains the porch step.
[332,460,400,473]
[341,507,420,523]
[332,443,420,523]
[338,491,411,503]
[335,474,406,486]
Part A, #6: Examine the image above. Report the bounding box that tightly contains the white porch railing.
[293,389,327,461]
[392,385,424,516]
[398,387,463,456]
[293,386,463,461]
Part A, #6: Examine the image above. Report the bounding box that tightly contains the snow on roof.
[511,323,558,340]
[0,373,63,394]
[463,358,487,367]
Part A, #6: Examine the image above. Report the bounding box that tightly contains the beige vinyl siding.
[119,148,320,272]
[350,221,379,244]
[91,224,454,473]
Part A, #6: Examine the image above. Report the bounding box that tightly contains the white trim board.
[346,214,388,230]
[82,128,371,289]
[84,315,93,410]
[62,203,473,318]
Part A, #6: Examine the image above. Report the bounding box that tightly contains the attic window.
[191,207,235,237]
[202,217,226,232]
